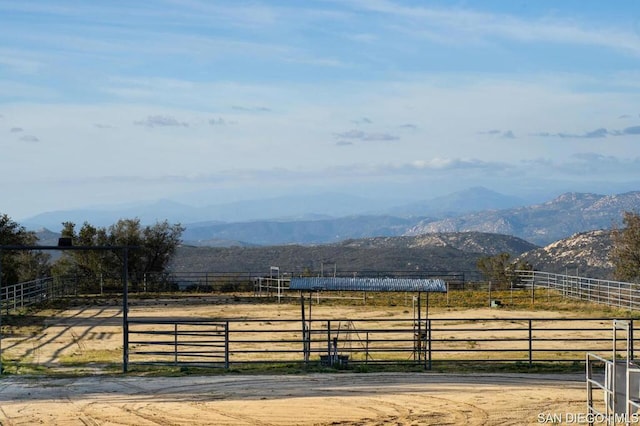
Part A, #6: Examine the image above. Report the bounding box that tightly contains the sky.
[2,0,640,220]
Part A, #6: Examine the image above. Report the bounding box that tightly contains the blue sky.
[2,1,640,220]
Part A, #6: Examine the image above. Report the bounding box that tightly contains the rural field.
[0,294,629,425]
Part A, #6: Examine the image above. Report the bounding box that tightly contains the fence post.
[327,320,331,363]
[365,332,369,365]
[224,321,229,369]
[528,319,533,368]
[488,281,492,308]
[510,280,513,305]
[631,319,635,360]
[300,293,308,365]
[446,282,449,306]
[531,280,535,306]
[174,323,178,366]
[427,319,432,370]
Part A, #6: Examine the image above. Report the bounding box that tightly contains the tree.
[0,213,50,286]
[477,252,532,288]
[55,218,184,292]
[611,211,640,282]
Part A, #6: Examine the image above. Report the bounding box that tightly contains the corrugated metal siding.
[289,277,446,292]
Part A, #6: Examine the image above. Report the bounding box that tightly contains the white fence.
[516,270,640,311]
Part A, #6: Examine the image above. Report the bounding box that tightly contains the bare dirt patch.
[0,372,586,425]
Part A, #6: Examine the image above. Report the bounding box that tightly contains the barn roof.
[289,277,447,292]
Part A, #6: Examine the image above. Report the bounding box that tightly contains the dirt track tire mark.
[75,378,271,426]
[330,394,490,426]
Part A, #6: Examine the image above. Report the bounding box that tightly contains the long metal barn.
[289,277,447,368]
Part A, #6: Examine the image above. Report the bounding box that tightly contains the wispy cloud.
[342,0,640,55]
[0,50,44,75]
[19,135,39,142]
[624,126,640,135]
[134,115,189,128]
[10,127,23,133]
[522,153,640,177]
[479,129,501,135]
[406,157,504,171]
[534,126,640,138]
[334,129,399,142]
[479,129,516,138]
[231,105,271,112]
[351,117,373,125]
[209,117,233,126]
[398,123,417,130]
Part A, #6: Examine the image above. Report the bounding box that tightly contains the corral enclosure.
[1,277,637,425]
[1,288,638,374]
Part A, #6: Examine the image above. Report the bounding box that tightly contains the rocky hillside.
[170,232,538,276]
[404,191,640,246]
[517,230,614,279]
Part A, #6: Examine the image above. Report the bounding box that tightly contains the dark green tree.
[55,218,184,291]
[0,213,50,285]
[477,252,532,288]
[611,211,640,282]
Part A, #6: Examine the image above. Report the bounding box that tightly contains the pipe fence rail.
[516,270,640,311]
[124,316,637,370]
[128,318,229,368]
[0,277,70,313]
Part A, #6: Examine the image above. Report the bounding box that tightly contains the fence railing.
[128,318,229,368]
[0,277,66,313]
[124,316,636,370]
[517,270,640,311]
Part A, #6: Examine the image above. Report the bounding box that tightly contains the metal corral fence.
[125,316,637,370]
[0,277,72,313]
[516,270,640,311]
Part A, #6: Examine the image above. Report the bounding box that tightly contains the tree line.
[0,213,183,291]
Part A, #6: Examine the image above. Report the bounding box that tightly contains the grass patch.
[59,348,122,365]
[428,360,586,374]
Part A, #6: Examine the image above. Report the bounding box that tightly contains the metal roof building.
[289,277,447,293]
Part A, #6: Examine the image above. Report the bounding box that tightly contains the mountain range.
[405,191,640,246]
[30,186,635,279]
[24,188,640,248]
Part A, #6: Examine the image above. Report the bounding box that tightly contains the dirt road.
[0,372,586,425]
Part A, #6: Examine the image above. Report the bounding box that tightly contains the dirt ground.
[0,372,587,425]
[0,299,619,425]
